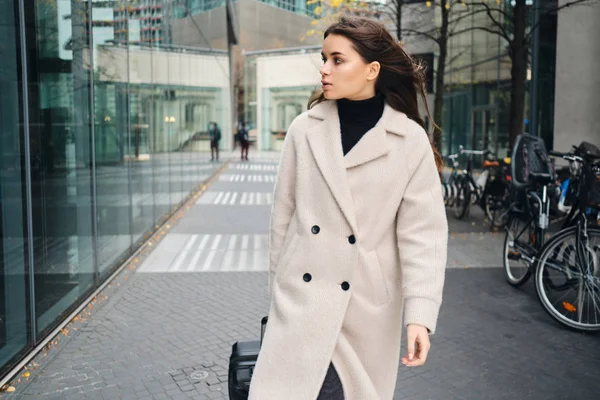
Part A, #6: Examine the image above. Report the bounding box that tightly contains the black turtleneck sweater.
[337,93,385,156]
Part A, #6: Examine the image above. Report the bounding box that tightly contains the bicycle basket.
[511,134,555,190]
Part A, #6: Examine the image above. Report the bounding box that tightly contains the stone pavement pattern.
[2,155,599,400]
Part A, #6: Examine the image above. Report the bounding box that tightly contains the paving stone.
[3,160,600,400]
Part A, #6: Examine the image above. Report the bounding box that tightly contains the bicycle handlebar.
[456,145,488,156]
[549,150,585,163]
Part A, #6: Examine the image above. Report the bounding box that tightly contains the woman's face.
[320,34,379,101]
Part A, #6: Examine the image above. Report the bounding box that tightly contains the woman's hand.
[401,324,430,367]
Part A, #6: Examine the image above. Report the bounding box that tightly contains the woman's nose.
[320,63,329,76]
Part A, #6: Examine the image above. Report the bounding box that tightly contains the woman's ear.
[367,61,381,81]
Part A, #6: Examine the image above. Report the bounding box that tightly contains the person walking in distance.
[209,122,221,161]
[249,16,447,400]
[238,121,250,161]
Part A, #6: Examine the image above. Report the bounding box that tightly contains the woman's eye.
[334,58,342,64]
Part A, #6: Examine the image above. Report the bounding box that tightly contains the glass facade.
[244,47,321,151]
[441,0,556,159]
[0,0,229,379]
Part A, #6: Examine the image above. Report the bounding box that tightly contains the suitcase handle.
[260,316,268,346]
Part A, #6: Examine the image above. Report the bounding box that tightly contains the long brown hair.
[309,16,443,172]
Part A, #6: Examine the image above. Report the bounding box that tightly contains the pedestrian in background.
[209,122,221,161]
[249,16,447,400]
[238,121,250,161]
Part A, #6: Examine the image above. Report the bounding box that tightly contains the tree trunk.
[432,0,449,151]
[508,0,527,153]
[396,1,402,41]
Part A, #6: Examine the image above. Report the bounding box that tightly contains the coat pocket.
[364,250,391,306]
[274,234,301,283]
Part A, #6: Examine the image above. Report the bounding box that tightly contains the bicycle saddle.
[529,172,553,185]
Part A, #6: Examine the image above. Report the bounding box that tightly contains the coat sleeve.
[396,133,448,334]
[268,127,297,295]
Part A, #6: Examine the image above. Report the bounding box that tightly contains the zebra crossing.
[138,233,269,272]
[137,158,281,274]
[196,191,273,205]
[233,164,277,171]
[219,174,276,183]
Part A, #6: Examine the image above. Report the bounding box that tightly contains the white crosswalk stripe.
[138,233,269,272]
[233,164,277,171]
[219,174,276,182]
[197,191,272,205]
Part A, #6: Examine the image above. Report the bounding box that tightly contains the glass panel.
[128,46,155,246]
[267,87,310,151]
[0,0,30,374]
[28,0,95,335]
[152,46,170,223]
[168,55,183,210]
[93,0,133,276]
[471,110,484,151]
[93,1,131,276]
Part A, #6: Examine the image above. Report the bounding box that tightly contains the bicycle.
[503,135,600,331]
[481,156,512,228]
[533,143,600,331]
[450,146,509,221]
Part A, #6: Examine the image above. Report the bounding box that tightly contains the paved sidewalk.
[2,154,599,400]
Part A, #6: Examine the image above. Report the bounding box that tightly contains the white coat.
[249,99,448,400]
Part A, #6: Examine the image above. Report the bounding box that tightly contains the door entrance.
[470,106,498,157]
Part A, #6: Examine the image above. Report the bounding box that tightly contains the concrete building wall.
[170,1,318,51]
[96,46,230,88]
[553,0,600,151]
[170,7,230,49]
[238,0,319,50]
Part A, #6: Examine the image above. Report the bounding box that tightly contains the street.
[3,155,599,400]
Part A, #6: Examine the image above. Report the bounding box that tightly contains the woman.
[249,16,448,400]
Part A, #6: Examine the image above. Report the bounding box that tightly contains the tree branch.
[464,1,511,20]
[466,1,510,41]
[525,0,598,41]
[450,25,511,44]
[446,45,471,68]
[402,28,440,45]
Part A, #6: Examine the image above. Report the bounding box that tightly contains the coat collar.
[305,100,408,233]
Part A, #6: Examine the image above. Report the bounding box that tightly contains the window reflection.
[27,0,95,335]
[1,0,231,378]
[0,0,29,376]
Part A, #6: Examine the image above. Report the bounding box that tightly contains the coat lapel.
[343,126,389,169]
[306,101,358,233]
[343,103,401,168]
[305,100,409,233]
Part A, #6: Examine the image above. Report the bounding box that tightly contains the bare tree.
[463,0,598,150]
[306,1,482,150]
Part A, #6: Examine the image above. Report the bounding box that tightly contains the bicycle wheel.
[453,182,470,219]
[535,226,600,331]
[503,216,536,286]
[485,194,511,228]
[484,180,511,228]
[446,181,457,207]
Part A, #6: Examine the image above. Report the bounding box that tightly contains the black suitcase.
[228,317,268,400]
